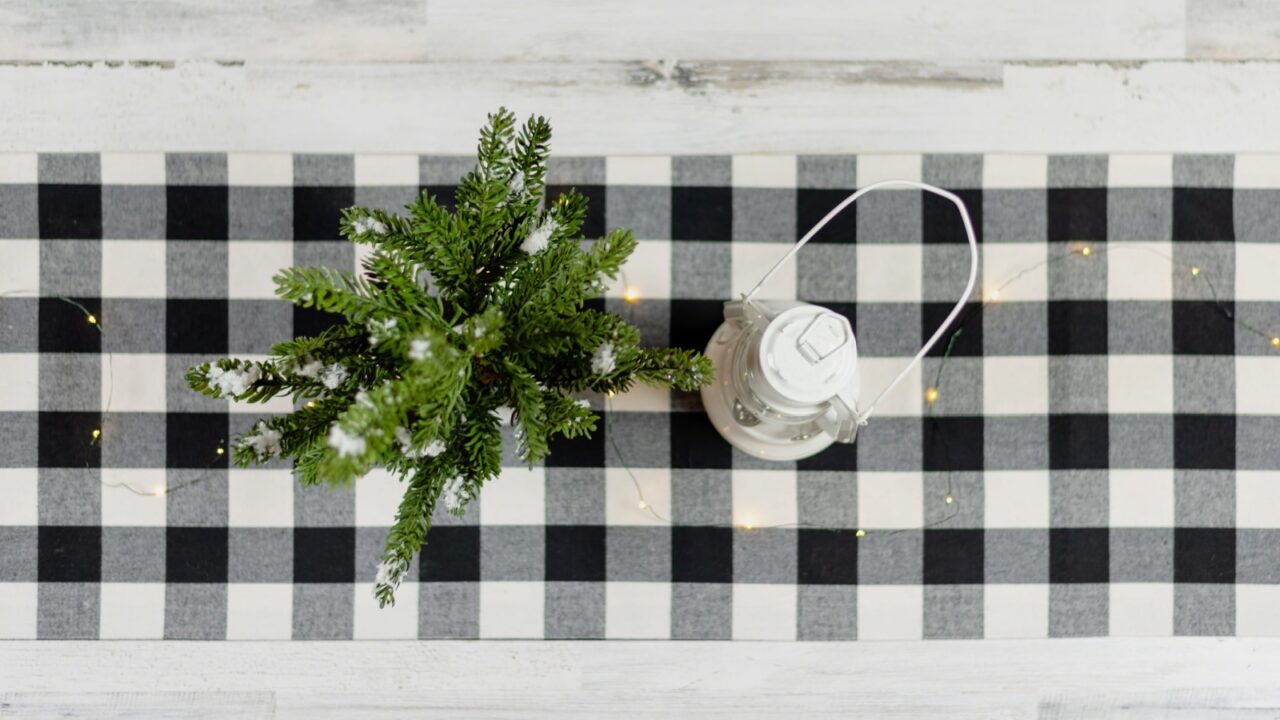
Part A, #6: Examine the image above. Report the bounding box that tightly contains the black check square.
[167,527,228,583]
[38,184,102,239]
[546,414,605,468]
[671,412,731,469]
[420,185,456,212]
[38,526,101,582]
[294,186,354,241]
[1174,528,1235,583]
[38,412,102,468]
[1172,301,1234,355]
[166,299,228,354]
[797,188,856,244]
[294,527,356,583]
[924,302,982,357]
[293,306,344,340]
[1173,188,1234,242]
[420,526,481,582]
[166,413,228,469]
[546,185,606,239]
[923,189,982,245]
[546,525,606,582]
[924,417,984,472]
[1049,414,1110,470]
[1048,188,1107,243]
[668,299,725,354]
[672,526,732,583]
[1050,528,1109,583]
[797,529,857,584]
[1048,301,1108,355]
[924,529,984,584]
[798,442,857,472]
[672,187,731,241]
[38,297,102,353]
[166,186,228,240]
[1174,415,1236,470]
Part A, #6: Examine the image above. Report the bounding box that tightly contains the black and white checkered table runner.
[1,152,1278,640]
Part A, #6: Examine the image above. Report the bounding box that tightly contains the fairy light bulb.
[1271,337,1280,349]
[90,428,101,440]
[216,446,225,456]
[945,495,954,504]
[925,387,939,403]
[637,500,647,510]
[153,485,167,497]
[1191,266,1201,276]
[855,529,866,538]
[306,401,316,408]
[623,288,640,303]
[987,288,1001,302]
[1080,246,1092,257]
[740,518,756,531]
[86,314,97,324]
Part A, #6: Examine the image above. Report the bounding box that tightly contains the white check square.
[733,584,797,640]
[984,584,1048,639]
[983,155,1047,189]
[0,583,37,639]
[1235,154,1280,188]
[856,358,923,417]
[0,469,37,525]
[1237,585,1280,636]
[100,583,165,639]
[605,156,670,186]
[984,471,1050,528]
[0,353,37,412]
[732,469,797,528]
[227,584,293,639]
[0,153,36,183]
[983,356,1049,415]
[1108,355,1174,414]
[607,383,670,413]
[1106,242,1173,299]
[733,243,796,300]
[479,466,545,525]
[858,472,923,529]
[1237,472,1280,528]
[1236,243,1280,301]
[356,468,405,527]
[1109,583,1173,637]
[101,153,165,185]
[354,582,419,639]
[104,353,166,412]
[606,582,671,639]
[228,240,292,299]
[732,155,797,188]
[479,581,544,638]
[101,469,167,526]
[1108,154,1172,187]
[0,239,38,295]
[228,469,294,526]
[608,239,670,301]
[983,243,1047,302]
[355,154,420,186]
[605,468,670,526]
[857,586,922,640]
[857,154,922,186]
[1109,470,1174,527]
[102,240,166,298]
[228,153,293,186]
[1237,358,1280,415]
[856,245,922,303]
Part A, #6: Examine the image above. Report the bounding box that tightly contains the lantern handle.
[741,179,979,427]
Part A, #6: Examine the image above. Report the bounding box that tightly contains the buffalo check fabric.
[2,152,1280,641]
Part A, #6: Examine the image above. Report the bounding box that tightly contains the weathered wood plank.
[0,0,428,62]
[2,60,1279,154]
[423,0,1186,62]
[0,693,274,720]
[1,639,1279,719]
[1188,0,1280,59]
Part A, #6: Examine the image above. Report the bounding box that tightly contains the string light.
[945,496,954,505]
[855,529,866,538]
[1080,246,1092,257]
[216,446,225,456]
[623,288,640,303]
[925,387,939,404]
[1271,337,1280,349]
[86,314,97,324]
[740,518,756,531]
[986,288,1000,302]
[90,428,101,440]
[1191,265,1201,276]
[153,485,167,497]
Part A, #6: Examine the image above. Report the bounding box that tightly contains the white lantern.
[700,180,979,461]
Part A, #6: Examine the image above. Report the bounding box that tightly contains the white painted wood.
[422,0,1186,62]
[1188,0,1280,59]
[1,639,1279,718]
[0,0,428,62]
[4,60,1280,154]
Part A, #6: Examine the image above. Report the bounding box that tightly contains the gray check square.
[420,582,479,638]
[1048,242,1108,300]
[984,529,1048,583]
[984,190,1046,243]
[857,303,923,357]
[229,299,292,354]
[796,244,855,302]
[103,186,166,239]
[797,585,856,640]
[292,240,352,272]
[294,482,354,527]
[671,469,731,524]
[0,298,38,351]
[102,299,165,353]
[1174,356,1236,413]
[1238,416,1280,470]
[545,582,605,639]
[923,356,981,415]
[1234,190,1280,243]
[856,191,921,244]
[924,585,983,639]
[229,527,293,583]
[0,185,37,238]
[1050,584,1107,637]
[547,157,604,185]
[857,417,922,472]
[293,155,352,186]
[1108,302,1172,354]
[797,471,857,528]
[167,469,228,526]
[165,583,228,639]
[985,416,1049,470]
[733,188,795,243]
[923,155,982,188]
[671,242,730,299]
[605,526,670,582]
[1237,529,1280,583]
[481,526,544,581]
[926,471,983,528]
[858,530,922,584]
[797,156,856,189]
[40,153,99,184]
[734,528,796,584]
[102,526,167,582]
[673,156,729,186]
[1173,155,1233,188]
[1108,415,1173,469]
[167,240,228,298]
[1049,155,1107,188]
[229,187,292,240]
[166,354,226,413]
[608,297,668,347]
[1236,303,1280,355]
[672,583,730,639]
[38,583,99,639]
[355,186,418,214]
[40,240,101,296]
[606,185,669,240]
[1108,189,1171,242]
[1174,242,1235,299]
[923,244,978,302]
[1174,584,1233,636]
[1109,528,1172,582]
[167,154,226,185]
[1050,470,1109,527]
[1049,356,1108,414]
[100,413,166,468]
[293,583,353,639]
[1175,470,1235,527]
[983,302,1048,355]
[38,468,100,525]
[418,156,473,186]
[355,526,409,583]
[545,467,605,525]
[0,527,36,581]
[604,412,669,471]
[39,353,100,412]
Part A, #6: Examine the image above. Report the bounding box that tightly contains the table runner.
[1,152,1277,640]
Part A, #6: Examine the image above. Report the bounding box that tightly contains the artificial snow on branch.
[186,108,713,608]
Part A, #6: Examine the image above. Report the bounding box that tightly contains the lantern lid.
[757,305,858,406]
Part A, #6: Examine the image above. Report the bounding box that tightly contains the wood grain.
[2,639,1280,718]
[1188,0,1280,59]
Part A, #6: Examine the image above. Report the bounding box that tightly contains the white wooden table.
[3,2,1280,716]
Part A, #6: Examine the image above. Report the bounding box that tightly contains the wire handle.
[742,180,979,427]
